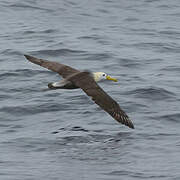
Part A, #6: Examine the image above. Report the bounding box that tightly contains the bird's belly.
[48,81,79,89]
[63,82,79,89]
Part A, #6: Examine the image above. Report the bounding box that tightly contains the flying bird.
[24,55,134,129]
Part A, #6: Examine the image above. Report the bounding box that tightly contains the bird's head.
[93,72,118,82]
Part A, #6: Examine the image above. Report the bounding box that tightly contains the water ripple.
[8,2,53,12]
[0,103,70,116]
[31,48,86,56]
[157,113,180,123]
[127,87,175,101]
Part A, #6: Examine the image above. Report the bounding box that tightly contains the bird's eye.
[103,74,105,76]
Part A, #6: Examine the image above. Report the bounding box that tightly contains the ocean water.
[0,0,180,179]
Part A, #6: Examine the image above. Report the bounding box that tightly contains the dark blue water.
[0,0,180,179]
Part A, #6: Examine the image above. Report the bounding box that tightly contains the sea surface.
[0,0,180,179]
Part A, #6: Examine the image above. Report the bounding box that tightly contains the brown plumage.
[24,55,134,129]
[24,55,79,78]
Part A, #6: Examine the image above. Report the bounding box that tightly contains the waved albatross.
[24,55,134,129]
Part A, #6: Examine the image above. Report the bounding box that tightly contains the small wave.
[124,17,139,22]
[0,94,11,101]
[160,65,180,73]
[22,29,57,35]
[118,58,142,68]
[1,49,22,56]
[106,170,131,176]
[129,28,157,36]
[52,126,89,134]
[97,8,110,14]
[31,49,85,57]
[8,2,53,12]
[15,69,54,76]
[0,103,69,116]
[57,136,91,144]
[78,34,103,40]
[106,170,167,179]
[71,126,89,132]
[0,123,11,128]
[0,69,53,80]
[127,87,175,100]
[0,69,32,78]
[78,34,110,45]
[83,52,113,61]
[0,72,18,79]
[159,30,180,36]
[157,113,180,123]
[55,133,123,146]
[132,42,180,53]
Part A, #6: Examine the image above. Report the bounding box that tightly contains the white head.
[93,72,118,82]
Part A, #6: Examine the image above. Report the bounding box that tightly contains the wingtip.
[24,54,31,60]
[24,54,42,66]
[129,123,135,129]
[127,120,135,129]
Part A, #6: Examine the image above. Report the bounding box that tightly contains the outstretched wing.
[68,72,134,129]
[24,55,79,78]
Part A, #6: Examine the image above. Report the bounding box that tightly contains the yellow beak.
[106,75,118,82]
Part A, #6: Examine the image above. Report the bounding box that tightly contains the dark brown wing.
[68,72,134,129]
[24,55,79,78]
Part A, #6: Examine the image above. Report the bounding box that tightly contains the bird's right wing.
[68,71,134,129]
[24,55,80,78]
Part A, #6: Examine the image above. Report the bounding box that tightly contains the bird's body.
[24,55,134,129]
[48,72,117,89]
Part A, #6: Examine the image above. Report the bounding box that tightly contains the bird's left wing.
[68,71,134,129]
[24,55,80,78]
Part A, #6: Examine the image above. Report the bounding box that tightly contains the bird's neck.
[93,72,101,82]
